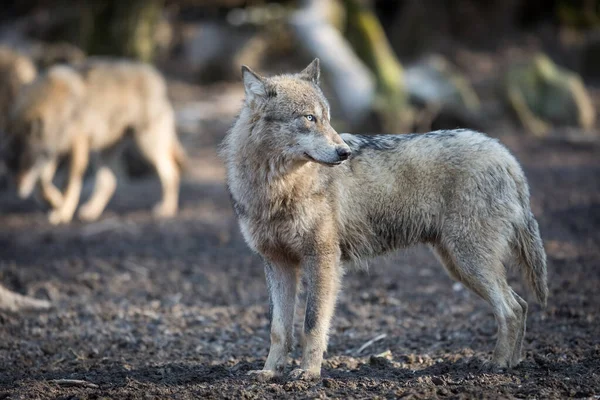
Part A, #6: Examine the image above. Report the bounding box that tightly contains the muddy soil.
[0,80,599,400]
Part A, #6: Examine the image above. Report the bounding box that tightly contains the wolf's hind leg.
[432,241,524,369]
[151,154,179,218]
[248,262,299,381]
[134,113,180,218]
[509,287,528,366]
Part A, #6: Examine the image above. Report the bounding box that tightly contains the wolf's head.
[240,59,351,167]
[3,116,50,199]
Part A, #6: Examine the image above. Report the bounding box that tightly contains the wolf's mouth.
[303,153,343,167]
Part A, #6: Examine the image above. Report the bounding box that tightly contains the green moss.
[505,53,596,135]
[556,0,600,28]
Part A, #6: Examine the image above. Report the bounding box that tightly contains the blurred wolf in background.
[0,46,37,132]
[4,58,186,224]
[0,46,38,190]
[222,59,548,381]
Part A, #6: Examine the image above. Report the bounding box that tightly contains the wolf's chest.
[238,215,307,265]
[228,176,325,264]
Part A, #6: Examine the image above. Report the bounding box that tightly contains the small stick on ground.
[47,379,99,389]
[354,333,387,355]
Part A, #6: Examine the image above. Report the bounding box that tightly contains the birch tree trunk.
[289,0,375,129]
[290,0,412,132]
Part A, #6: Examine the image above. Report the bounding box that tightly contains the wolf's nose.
[336,147,352,160]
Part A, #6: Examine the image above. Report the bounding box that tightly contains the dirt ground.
[0,79,599,400]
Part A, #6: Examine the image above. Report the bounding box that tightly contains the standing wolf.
[5,58,185,224]
[222,59,548,381]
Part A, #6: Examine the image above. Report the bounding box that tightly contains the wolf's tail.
[514,212,548,307]
[508,160,548,307]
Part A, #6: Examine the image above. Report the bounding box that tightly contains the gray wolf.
[221,59,548,381]
[5,58,185,224]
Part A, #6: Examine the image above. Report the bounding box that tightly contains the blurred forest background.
[2,0,600,137]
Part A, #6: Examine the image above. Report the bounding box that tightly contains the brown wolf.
[221,59,548,381]
[5,58,185,224]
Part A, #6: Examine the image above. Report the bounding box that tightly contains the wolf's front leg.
[290,253,342,381]
[48,135,89,225]
[38,158,63,209]
[248,262,299,382]
[78,166,117,222]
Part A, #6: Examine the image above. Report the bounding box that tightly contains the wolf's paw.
[78,204,102,222]
[478,359,508,374]
[510,352,523,368]
[288,368,320,381]
[48,208,73,225]
[152,203,177,219]
[246,369,277,382]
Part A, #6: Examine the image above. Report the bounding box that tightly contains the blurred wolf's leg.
[48,134,89,225]
[39,158,63,209]
[134,111,180,218]
[78,165,117,222]
[151,154,179,218]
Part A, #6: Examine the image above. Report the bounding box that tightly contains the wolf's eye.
[305,114,316,122]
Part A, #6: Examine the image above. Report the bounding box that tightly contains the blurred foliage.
[505,53,596,136]
[3,0,600,63]
[557,0,600,28]
[79,1,164,62]
[0,1,163,62]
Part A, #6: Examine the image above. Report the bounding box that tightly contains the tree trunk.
[289,0,376,130]
[81,0,163,62]
[342,0,412,132]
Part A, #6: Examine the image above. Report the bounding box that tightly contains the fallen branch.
[0,284,51,312]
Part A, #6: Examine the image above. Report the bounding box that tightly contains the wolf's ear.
[241,65,266,101]
[300,58,320,85]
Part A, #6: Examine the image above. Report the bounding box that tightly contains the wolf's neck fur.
[224,109,325,219]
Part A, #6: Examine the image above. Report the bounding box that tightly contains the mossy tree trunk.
[341,0,412,132]
[289,0,376,131]
[557,0,600,28]
[79,0,163,62]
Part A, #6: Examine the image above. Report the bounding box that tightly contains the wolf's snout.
[336,146,351,161]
